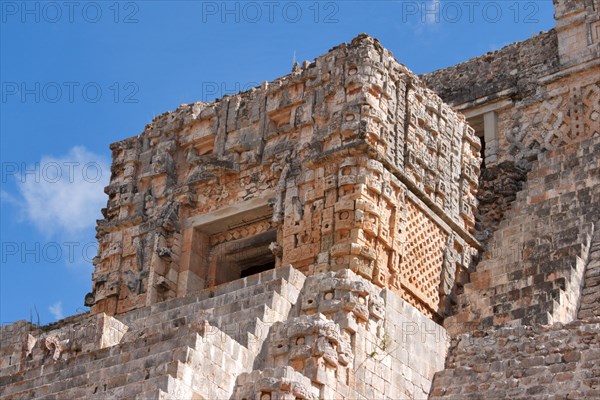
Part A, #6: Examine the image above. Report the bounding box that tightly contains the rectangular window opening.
[467,114,486,169]
[213,229,277,285]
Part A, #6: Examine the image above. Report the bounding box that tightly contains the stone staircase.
[429,317,600,399]
[1,325,200,399]
[578,228,600,319]
[120,265,305,353]
[429,138,600,400]
[445,136,600,335]
[0,266,306,400]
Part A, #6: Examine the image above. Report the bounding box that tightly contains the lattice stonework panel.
[400,200,447,312]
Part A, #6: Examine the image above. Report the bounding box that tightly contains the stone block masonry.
[445,136,600,335]
[1,1,599,398]
[423,0,599,244]
[578,227,600,319]
[90,33,481,321]
[1,267,451,400]
[430,318,600,399]
[0,32,479,400]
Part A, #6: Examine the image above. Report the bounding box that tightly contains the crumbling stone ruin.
[1,0,599,398]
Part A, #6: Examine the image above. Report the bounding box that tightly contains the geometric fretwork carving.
[400,200,447,314]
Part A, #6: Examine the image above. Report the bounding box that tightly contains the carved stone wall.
[446,135,600,336]
[90,34,481,320]
[422,0,600,243]
[231,269,449,399]
[1,267,450,400]
[2,2,599,399]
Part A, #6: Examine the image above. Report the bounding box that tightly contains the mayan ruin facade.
[1,0,599,398]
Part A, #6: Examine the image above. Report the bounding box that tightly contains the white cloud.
[425,0,441,25]
[49,301,64,320]
[15,146,110,236]
[0,190,20,206]
[405,0,441,37]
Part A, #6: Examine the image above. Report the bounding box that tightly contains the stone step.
[578,226,600,319]
[123,285,293,350]
[4,339,186,397]
[179,344,251,398]
[123,282,286,328]
[1,328,200,398]
[221,315,273,346]
[585,261,600,274]
[1,267,308,399]
[431,317,600,399]
[121,265,304,331]
[7,293,291,396]
[121,279,285,328]
[445,134,600,331]
[35,337,225,399]
[208,280,291,313]
[52,373,171,400]
[3,347,178,399]
[14,323,197,379]
[207,265,306,297]
[215,291,292,322]
[126,302,281,350]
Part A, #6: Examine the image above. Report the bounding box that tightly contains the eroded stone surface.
[446,136,600,336]
[0,268,449,400]
[430,319,600,400]
[1,1,599,399]
[90,33,480,321]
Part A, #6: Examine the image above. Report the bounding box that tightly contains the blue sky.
[0,0,555,325]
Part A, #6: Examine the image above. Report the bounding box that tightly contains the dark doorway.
[240,260,276,278]
[212,229,278,285]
